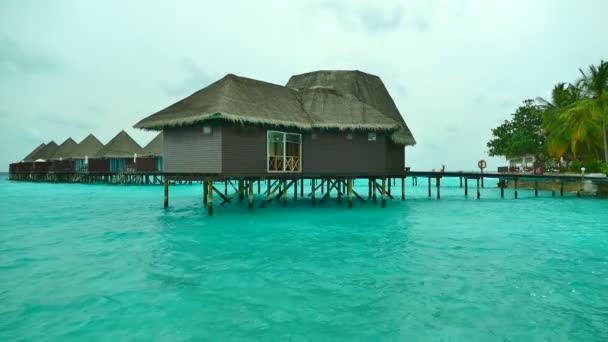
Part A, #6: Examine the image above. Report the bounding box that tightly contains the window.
[267,131,302,172]
[202,126,212,135]
[368,132,377,141]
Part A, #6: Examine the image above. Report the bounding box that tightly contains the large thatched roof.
[23,143,46,162]
[32,141,59,161]
[141,132,163,157]
[135,74,311,130]
[135,70,415,145]
[73,134,104,159]
[94,131,143,158]
[51,138,79,160]
[287,70,416,145]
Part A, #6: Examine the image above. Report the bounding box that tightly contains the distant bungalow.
[134,70,416,177]
[89,130,143,173]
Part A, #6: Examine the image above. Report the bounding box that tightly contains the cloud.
[0,38,62,74]
[318,0,431,34]
[160,58,215,97]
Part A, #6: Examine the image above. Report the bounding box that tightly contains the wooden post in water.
[312,179,316,206]
[258,180,261,194]
[476,178,480,199]
[500,180,504,198]
[373,179,377,203]
[436,177,441,199]
[238,179,244,203]
[347,178,353,209]
[294,179,298,201]
[534,181,538,197]
[514,178,518,199]
[428,177,431,197]
[459,177,463,188]
[300,178,304,197]
[560,181,564,196]
[464,178,468,196]
[164,178,169,208]
[368,179,372,199]
[381,178,387,208]
[388,178,392,197]
[203,180,208,205]
[207,180,213,216]
[282,179,287,207]
[337,179,342,202]
[248,180,253,209]
[401,176,405,200]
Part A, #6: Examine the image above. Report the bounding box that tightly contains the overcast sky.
[1,0,607,171]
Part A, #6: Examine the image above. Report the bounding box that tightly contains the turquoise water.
[1,175,607,340]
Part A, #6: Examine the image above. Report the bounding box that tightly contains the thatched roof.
[134,74,311,130]
[32,141,60,161]
[23,143,46,162]
[94,130,143,158]
[141,132,163,157]
[134,70,415,145]
[299,87,399,131]
[287,70,416,145]
[72,134,104,159]
[51,138,79,160]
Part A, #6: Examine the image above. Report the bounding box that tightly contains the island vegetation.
[488,60,608,174]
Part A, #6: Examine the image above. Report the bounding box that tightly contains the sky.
[1,0,607,172]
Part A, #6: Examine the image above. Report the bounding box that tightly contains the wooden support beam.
[213,186,232,204]
[282,179,287,206]
[337,179,342,202]
[300,178,304,197]
[534,181,538,197]
[372,179,377,203]
[465,178,468,197]
[224,181,228,195]
[248,181,253,209]
[560,181,564,196]
[436,177,441,199]
[312,179,316,206]
[500,180,504,198]
[348,178,353,209]
[428,177,431,197]
[258,180,261,194]
[388,178,392,197]
[514,178,518,199]
[259,181,282,208]
[459,176,462,188]
[203,180,208,205]
[207,180,213,215]
[238,179,244,202]
[476,178,480,199]
[294,179,298,201]
[401,176,405,200]
[164,178,169,208]
[374,182,395,200]
[381,178,387,208]
[368,179,372,199]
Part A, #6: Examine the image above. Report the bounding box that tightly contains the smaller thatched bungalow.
[89,131,143,173]
[73,134,105,172]
[136,132,163,172]
[22,143,47,162]
[27,140,60,173]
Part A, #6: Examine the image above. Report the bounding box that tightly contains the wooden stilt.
[248,180,253,209]
[481,176,484,188]
[534,181,538,197]
[373,179,377,203]
[465,178,468,196]
[368,179,372,199]
[257,180,261,194]
[337,179,342,202]
[514,178,518,199]
[436,177,441,199]
[294,179,298,201]
[300,178,304,197]
[164,178,169,208]
[348,178,353,209]
[207,180,213,215]
[428,177,431,197]
[224,181,228,195]
[476,178,480,199]
[459,177,462,188]
[401,176,405,200]
[312,179,316,206]
[560,182,564,196]
[238,179,244,202]
[388,178,392,197]
[500,180,504,198]
[282,179,287,206]
[203,180,208,205]
[381,178,387,208]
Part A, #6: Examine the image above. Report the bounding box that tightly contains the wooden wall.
[164,125,222,173]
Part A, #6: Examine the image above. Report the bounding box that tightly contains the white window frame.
[267,130,302,173]
[368,132,377,141]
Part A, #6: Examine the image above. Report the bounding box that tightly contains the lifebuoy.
[478,159,487,169]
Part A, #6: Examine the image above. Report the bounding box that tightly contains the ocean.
[1,174,606,340]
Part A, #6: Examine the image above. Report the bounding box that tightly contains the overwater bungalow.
[136,132,163,172]
[73,134,105,172]
[134,70,416,177]
[22,143,46,162]
[26,140,60,173]
[89,131,143,173]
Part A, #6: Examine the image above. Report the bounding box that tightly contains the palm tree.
[574,60,608,161]
[536,83,584,159]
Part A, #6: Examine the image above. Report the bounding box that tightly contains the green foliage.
[568,160,608,174]
[487,99,545,159]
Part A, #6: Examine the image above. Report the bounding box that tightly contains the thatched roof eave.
[135,112,314,131]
